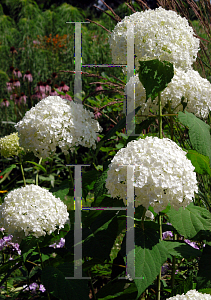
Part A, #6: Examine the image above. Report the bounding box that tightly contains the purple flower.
[184,239,200,250]
[39,284,46,293]
[29,282,39,293]
[49,237,65,249]
[162,231,173,240]
[161,264,169,275]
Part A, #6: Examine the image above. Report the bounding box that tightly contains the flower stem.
[158,91,162,140]
[168,100,174,140]
[65,154,74,193]
[36,157,42,185]
[19,155,26,187]
[88,270,97,300]
[171,233,177,295]
[37,241,51,300]
[157,91,163,300]
[157,214,162,300]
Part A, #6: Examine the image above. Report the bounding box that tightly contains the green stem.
[158,91,162,140]
[3,252,7,292]
[88,270,97,300]
[65,154,74,193]
[168,100,174,141]
[157,214,162,300]
[156,91,163,300]
[19,155,26,187]
[36,157,42,185]
[171,233,177,296]
[37,241,51,300]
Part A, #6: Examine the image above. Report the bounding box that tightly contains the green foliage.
[178,111,211,168]
[41,263,89,300]
[166,202,211,240]
[119,227,169,299]
[186,150,211,176]
[138,59,174,102]
[196,245,211,290]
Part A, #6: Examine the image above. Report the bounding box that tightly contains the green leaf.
[172,274,194,297]
[0,257,22,275]
[41,263,89,300]
[186,150,211,175]
[50,179,70,201]
[66,211,119,262]
[198,288,211,295]
[96,280,138,299]
[26,161,47,173]
[82,169,99,201]
[0,164,16,184]
[137,59,174,102]
[93,169,109,202]
[0,164,16,176]
[119,227,169,299]
[94,105,142,157]
[178,110,211,168]
[196,245,211,290]
[166,202,211,240]
[162,240,202,259]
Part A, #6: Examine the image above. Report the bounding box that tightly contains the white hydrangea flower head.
[145,210,154,220]
[0,132,24,158]
[166,289,211,299]
[124,67,211,120]
[0,184,70,241]
[105,136,198,213]
[109,7,200,74]
[15,96,103,159]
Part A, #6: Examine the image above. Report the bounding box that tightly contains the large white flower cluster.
[0,184,70,239]
[109,7,200,74]
[105,136,198,213]
[15,96,103,159]
[124,67,211,119]
[166,289,211,299]
[0,132,24,158]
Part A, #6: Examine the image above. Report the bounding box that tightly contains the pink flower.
[34,81,45,93]
[49,88,59,96]
[32,92,46,100]
[23,70,33,82]
[1,99,10,107]
[60,94,72,101]
[58,81,69,93]
[93,107,102,119]
[6,79,15,92]
[10,93,17,100]
[97,137,101,142]
[13,79,20,87]
[20,93,27,105]
[45,84,51,94]
[13,68,22,78]
[33,40,40,44]
[95,83,103,92]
